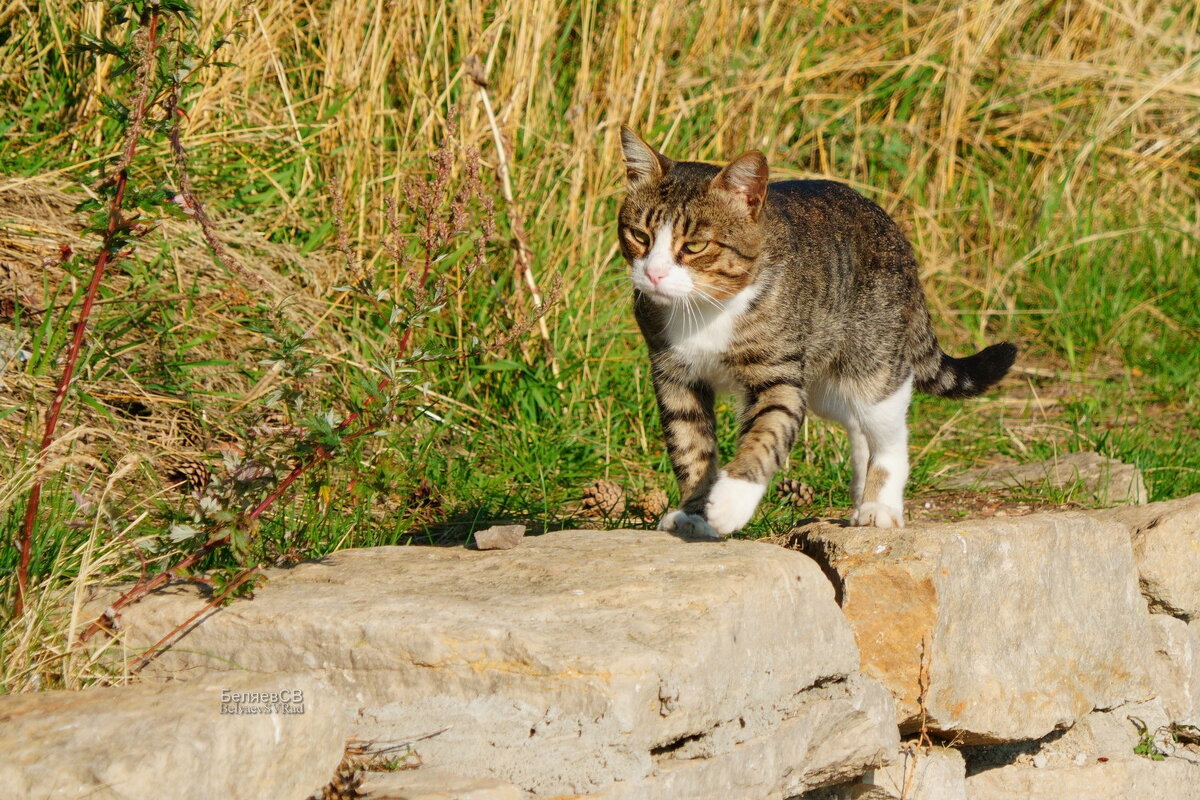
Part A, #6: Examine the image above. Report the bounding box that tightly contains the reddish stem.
[248,448,328,520]
[246,375,394,520]
[14,12,160,617]
[80,369,396,639]
[126,565,260,673]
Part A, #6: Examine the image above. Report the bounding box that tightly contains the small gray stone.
[473,524,526,550]
[941,451,1147,506]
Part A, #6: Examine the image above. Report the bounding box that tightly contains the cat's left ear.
[715,151,769,220]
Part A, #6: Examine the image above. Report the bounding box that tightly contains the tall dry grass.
[8,0,1197,346]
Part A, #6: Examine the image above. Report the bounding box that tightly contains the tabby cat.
[618,126,1016,538]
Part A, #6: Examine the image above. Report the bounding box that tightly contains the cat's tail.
[914,341,1018,398]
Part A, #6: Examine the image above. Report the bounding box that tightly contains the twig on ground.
[126,564,261,673]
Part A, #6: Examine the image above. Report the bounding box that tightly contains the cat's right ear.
[715,151,769,220]
[620,126,671,184]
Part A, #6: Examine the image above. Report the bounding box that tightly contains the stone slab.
[788,512,1157,743]
[0,674,344,800]
[966,757,1200,799]
[96,530,897,798]
[592,675,898,800]
[1105,493,1200,619]
[1150,614,1200,725]
[361,769,528,800]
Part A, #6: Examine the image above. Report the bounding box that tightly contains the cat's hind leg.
[808,378,868,510]
[850,374,912,528]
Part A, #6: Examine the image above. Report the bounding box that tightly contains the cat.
[618,126,1016,538]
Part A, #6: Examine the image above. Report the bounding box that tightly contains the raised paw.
[704,471,766,536]
[658,509,721,540]
[851,501,905,529]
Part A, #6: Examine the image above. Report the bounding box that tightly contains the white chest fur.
[662,285,759,391]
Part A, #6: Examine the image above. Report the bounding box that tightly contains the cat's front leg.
[708,380,805,535]
[652,374,721,539]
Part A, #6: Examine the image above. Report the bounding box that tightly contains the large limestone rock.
[864,746,966,800]
[788,512,1157,743]
[966,758,1200,799]
[1105,493,1200,619]
[1150,614,1200,726]
[0,674,345,800]
[940,451,1147,505]
[99,530,898,799]
[361,769,529,800]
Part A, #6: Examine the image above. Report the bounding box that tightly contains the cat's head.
[618,126,769,305]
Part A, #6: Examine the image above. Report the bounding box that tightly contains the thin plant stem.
[14,10,161,617]
[126,565,261,673]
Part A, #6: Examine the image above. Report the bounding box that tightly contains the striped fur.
[619,127,1016,535]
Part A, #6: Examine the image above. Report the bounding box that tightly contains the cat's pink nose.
[646,267,668,286]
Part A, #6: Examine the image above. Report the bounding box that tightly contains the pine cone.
[777,478,816,507]
[629,488,669,522]
[308,761,362,800]
[581,480,626,517]
[160,456,211,491]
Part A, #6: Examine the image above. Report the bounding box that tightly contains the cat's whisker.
[664,295,681,331]
[691,288,725,312]
[685,295,703,336]
[677,296,691,335]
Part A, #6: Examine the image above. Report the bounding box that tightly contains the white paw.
[851,502,905,529]
[704,471,766,536]
[658,509,721,540]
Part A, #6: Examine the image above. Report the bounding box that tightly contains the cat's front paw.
[704,472,766,536]
[851,502,905,529]
[658,509,721,540]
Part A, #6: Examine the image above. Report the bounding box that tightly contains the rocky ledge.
[5,484,1200,799]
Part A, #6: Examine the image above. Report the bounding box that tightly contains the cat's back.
[765,178,912,265]
[767,179,888,226]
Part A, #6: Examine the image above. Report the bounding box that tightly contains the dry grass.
[5,1,1197,338]
[0,177,343,464]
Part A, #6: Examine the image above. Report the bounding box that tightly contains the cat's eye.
[681,241,709,255]
[628,228,651,246]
